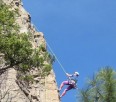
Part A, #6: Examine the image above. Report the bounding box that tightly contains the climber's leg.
[59,81,69,91]
[60,85,74,98]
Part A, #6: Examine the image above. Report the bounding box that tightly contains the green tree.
[0,4,32,73]
[0,3,54,78]
[79,67,116,102]
[0,4,18,34]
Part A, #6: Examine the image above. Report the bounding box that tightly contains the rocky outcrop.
[0,0,60,102]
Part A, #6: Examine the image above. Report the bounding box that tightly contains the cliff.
[0,0,60,102]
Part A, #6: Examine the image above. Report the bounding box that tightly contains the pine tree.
[79,67,116,102]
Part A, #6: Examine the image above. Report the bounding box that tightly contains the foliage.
[0,0,3,5]
[44,52,55,64]
[23,75,34,83]
[30,48,54,76]
[0,3,54,80]
[78,67,116,102]
[0,4,19,34]
[42,64,52,76]
[39,44,46,52]
[0,33,33,66]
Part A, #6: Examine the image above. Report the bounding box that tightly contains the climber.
[58,71,79,98]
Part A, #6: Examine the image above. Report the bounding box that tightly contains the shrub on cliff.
[0,3,54,78]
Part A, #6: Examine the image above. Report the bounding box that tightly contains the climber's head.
[74,72,79,76]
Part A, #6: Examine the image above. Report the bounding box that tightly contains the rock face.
[0,0,60,102]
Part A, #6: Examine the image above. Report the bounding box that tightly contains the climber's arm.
[66,73,73,77]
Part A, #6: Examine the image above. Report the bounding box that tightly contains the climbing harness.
[67,76,77,89]
[68,79,77,85]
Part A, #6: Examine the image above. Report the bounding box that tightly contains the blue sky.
[22,0,116,101]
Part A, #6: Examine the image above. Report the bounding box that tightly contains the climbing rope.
[31,22,67,75]
[46,42,67,74]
